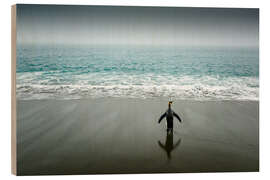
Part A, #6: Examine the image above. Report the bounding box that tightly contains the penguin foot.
[167,128,173,134]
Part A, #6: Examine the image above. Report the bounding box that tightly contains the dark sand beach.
[16,99,259,175]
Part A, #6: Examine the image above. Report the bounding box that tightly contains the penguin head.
[168,101,173,107]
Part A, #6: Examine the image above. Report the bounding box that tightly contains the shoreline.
[17,97,260,102]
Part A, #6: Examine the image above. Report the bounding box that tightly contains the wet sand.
[16,99,259,175]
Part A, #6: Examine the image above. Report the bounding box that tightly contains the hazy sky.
[16,4,259,47]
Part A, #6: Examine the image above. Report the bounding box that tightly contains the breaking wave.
[16,73,259,100]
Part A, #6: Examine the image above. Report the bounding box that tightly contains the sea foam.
[16,74,259,100]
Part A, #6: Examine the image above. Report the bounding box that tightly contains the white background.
[0,0,269,179]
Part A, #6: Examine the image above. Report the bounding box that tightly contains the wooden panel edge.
[11,4,17,175]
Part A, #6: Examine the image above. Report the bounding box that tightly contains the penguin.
[158,101,182,132]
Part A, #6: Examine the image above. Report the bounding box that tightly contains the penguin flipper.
[158,112,166,123]
[173,112,182,123]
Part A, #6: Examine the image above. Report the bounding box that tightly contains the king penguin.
[158,101,182,132]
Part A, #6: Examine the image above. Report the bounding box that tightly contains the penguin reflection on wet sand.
[158,101,182,132]
[158,131,181,160]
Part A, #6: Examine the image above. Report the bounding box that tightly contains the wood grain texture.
[11,4,17,175]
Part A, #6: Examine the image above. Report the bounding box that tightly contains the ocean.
[16,45,259,100]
